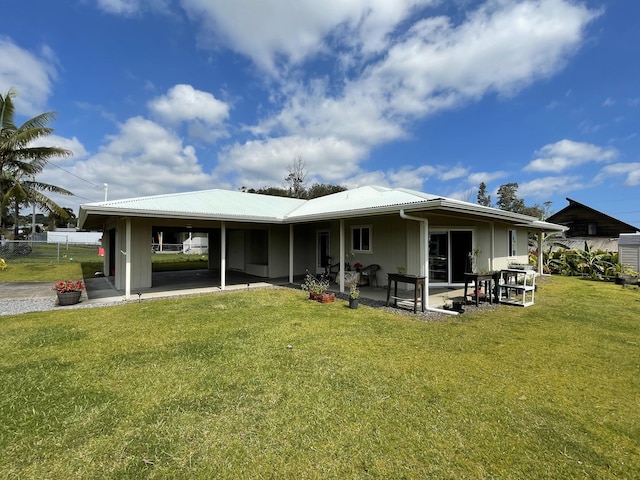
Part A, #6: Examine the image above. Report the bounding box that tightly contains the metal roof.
[619,233,640,247]
[79,185,566,231]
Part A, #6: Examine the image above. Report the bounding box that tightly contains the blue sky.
[3,0,640,225]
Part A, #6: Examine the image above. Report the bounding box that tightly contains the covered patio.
[84,268,467,312]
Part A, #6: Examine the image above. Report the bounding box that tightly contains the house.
[78,185,565,305]
[546,198,639,252]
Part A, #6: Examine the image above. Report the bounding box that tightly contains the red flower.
[53,279,86,294]
[353,262,363,271]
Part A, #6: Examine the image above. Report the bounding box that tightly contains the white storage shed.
[618,233,640,272]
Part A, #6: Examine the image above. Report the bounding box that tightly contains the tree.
[0,89,72,235]
[49,206,76,229]
[8,173,74,234]
[285,156,307,198]
[244,158,346,200]
[479,182,553,220]
[477,182,492,207]
[307,183,346,199]
[496,182,525,212]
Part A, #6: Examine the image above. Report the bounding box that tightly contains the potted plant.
[53,279,85,306]
[301,271,333,302]
[348,283,360,309]
[315,275,334,303]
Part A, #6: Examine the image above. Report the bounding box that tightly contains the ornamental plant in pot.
[301,271,333,302]
[348,283,360,309]
[53,279,85,306]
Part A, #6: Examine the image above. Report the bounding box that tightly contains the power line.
[47,160,103,189]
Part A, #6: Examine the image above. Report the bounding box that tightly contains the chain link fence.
[0,240,103,264]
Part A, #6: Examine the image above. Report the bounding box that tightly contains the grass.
[0,276,639,478]
[0,253,206,282]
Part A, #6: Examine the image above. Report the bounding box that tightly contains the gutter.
[399,209,458,316]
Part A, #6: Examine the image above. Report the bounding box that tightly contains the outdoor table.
[386,273,425,313]
[463,272,498,306]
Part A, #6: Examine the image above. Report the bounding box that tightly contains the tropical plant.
[543,241,620,280]
[0,88,73,235]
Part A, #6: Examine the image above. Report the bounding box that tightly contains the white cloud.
[96,0,170,16]
[439,165,468,182]
[88,0,601,197]
[179,0,435,75]
[216,135,366,188]
[0,37,57,116]
[467,171,508,186]
[149,84,230,126]
[518,175,585,199]
[245,0,599,181]
[41,117,216,210]
[594,163,640,187]
[96,0,139,15]
[360,0,599,118]
[30,135,89,161]
[526,139,618,173]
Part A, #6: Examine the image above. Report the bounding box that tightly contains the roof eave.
[79,206,286,228]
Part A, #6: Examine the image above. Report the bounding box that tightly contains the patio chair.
[358,264,380,287]
[324,262,340,282]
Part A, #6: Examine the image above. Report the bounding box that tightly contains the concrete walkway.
[1,270,469,312]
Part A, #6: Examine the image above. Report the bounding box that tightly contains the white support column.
[422,218,429,307]
[490,222,495,272]
[339,219,345,293]
[537,231,543,275]
[289,224,294,284]
[220,222,226,290]
[125,217,131,301]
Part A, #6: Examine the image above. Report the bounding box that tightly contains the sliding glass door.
[429,230,473,284]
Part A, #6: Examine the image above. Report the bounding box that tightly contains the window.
[588,222,597,236]
[351,226,372,252]
[508,230,517,257]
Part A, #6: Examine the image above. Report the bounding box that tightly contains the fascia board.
[79,206,286,225]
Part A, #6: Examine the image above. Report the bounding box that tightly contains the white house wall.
[115,218,152,290]
[268,225,290,278]
[492,224,530,271]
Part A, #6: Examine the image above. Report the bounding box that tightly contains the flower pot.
[317,292,335,303]
[57,290,82,306]
[349,298,359,309]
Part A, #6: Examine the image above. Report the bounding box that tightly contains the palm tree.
[5,173,73,237]
[0,88,73,236]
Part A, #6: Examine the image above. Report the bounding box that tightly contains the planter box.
[317,292,336,303]
[57,290,82,306]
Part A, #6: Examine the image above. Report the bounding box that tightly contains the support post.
[125,218,131,300]
[289,224,294,284]
[220,222,226,290]
[339,219,345,293]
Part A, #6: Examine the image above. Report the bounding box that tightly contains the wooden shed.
[619,233,640,272]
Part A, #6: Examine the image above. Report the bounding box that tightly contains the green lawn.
[0,275,638,479]
[0,252,206,282]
